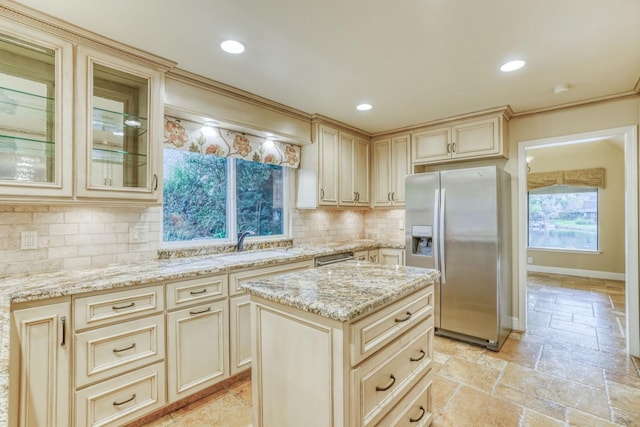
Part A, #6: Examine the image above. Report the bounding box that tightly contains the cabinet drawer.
[166,274,227,309]
[75,362,165,427]
[351,287,433,365]
[228,260,313,296]
[352,321,433,427]
[75,314,165,388]
[74,285,164,330]
[377,370,433,427]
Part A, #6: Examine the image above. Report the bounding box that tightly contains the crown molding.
[511,91,639,118]
[371,105,513,138]
[0,2,177,71]
[167,68,312,124]
[310,114,371,138]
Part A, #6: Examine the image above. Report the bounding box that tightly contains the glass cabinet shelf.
[92,146,148,167]
[92,107,147,137]
[0,85,54,116]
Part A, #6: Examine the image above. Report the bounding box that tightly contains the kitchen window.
[528,185,598,251]
[162,117,298,244]
[163,150,286,243]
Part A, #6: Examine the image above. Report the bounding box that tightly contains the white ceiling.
[10,0,640,134]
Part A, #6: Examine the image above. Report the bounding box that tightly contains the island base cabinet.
[251,286,434,427]
[377,371,434,427]
[11,301,70,427]
[253,304,336,427]
[75,362,165,427]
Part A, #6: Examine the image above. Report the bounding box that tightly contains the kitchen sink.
[219,250,295,263]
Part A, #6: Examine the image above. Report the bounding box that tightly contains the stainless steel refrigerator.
[405,166,512,351]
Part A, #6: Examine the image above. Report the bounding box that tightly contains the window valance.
[163,117,300,169]
[528,167,605,191]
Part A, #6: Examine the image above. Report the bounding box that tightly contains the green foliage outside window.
[163,150,228,241]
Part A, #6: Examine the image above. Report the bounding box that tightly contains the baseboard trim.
[527,265,625,281]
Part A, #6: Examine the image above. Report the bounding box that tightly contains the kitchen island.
[241,261,439,427]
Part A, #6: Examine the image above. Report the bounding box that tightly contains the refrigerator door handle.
[440,188,446,284]
[433,189,440,271]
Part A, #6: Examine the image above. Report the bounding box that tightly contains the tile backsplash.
[0,205,161,276]
[0,205,405,275]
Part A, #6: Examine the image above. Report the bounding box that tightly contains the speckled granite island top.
[241,261,439,322]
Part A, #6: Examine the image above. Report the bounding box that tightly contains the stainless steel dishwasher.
[314,252,354,267]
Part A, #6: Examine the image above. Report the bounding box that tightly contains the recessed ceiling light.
[553,84,571,94]
[356,103,372,111]
[220,39,245,54]
[500,60,525,72]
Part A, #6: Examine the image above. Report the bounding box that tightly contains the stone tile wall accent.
[290,209,365,245]
[363,208,405,243]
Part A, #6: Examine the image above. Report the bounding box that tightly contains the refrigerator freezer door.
[405,172,441,327]
[440,167,499,342]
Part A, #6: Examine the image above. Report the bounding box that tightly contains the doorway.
[517,126,639,356]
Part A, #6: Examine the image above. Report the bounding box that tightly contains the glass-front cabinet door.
[76,46,162,202]
[0,20,73,198]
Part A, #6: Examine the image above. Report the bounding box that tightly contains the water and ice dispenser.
[411,225,433,256]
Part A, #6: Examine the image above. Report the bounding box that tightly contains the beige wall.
[526,140,625,273]
[505,95,640,324]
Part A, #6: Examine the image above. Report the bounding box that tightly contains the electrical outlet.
[21,231,38,250]
[129,225,148,243]
[527,257,533,264]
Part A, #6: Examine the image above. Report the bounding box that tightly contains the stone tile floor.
[143,273,640,426]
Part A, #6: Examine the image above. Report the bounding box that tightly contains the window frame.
[161,153,290,249]
[527,186,599,254]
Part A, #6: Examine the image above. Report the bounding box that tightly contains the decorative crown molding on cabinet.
[168,68,313,125]
[370,105,513,138]
[0,2,177,71]
[311,114,371,139]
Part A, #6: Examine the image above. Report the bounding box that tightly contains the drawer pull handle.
[190,307,212,316]
[375,374,396,392]
[113,343,136,353]
[189,289,207,295]
[60,316,66,346]
[113,394,136,406]
[410,349,426,362]
[410,406,426,423]
[394,311,412,323]
[112,302,135,310]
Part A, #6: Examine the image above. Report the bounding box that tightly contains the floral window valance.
[163,116,300,168]
[528,168,605,191]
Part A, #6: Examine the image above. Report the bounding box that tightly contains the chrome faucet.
[237,230,255,252]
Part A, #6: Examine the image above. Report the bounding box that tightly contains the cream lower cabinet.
[166,274,229,402]
[10,301,71,427]
[251,286,434,427]
[379,248,405,266]
[228,260,314,374]
[74,285,166,427]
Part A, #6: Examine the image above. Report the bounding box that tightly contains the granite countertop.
[0,239,405,426]
[240,261,439,322]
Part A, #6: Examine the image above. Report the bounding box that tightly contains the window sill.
[527,247,601,255]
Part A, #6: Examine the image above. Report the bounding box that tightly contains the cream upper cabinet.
[339,132,370,206]
[297,120,370,208]
[75,46,164,202]
[317,124,339,206]
[411,113,509,165]
[0,18,73,200]
[10,301,71,427]
[372,134,409,207]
